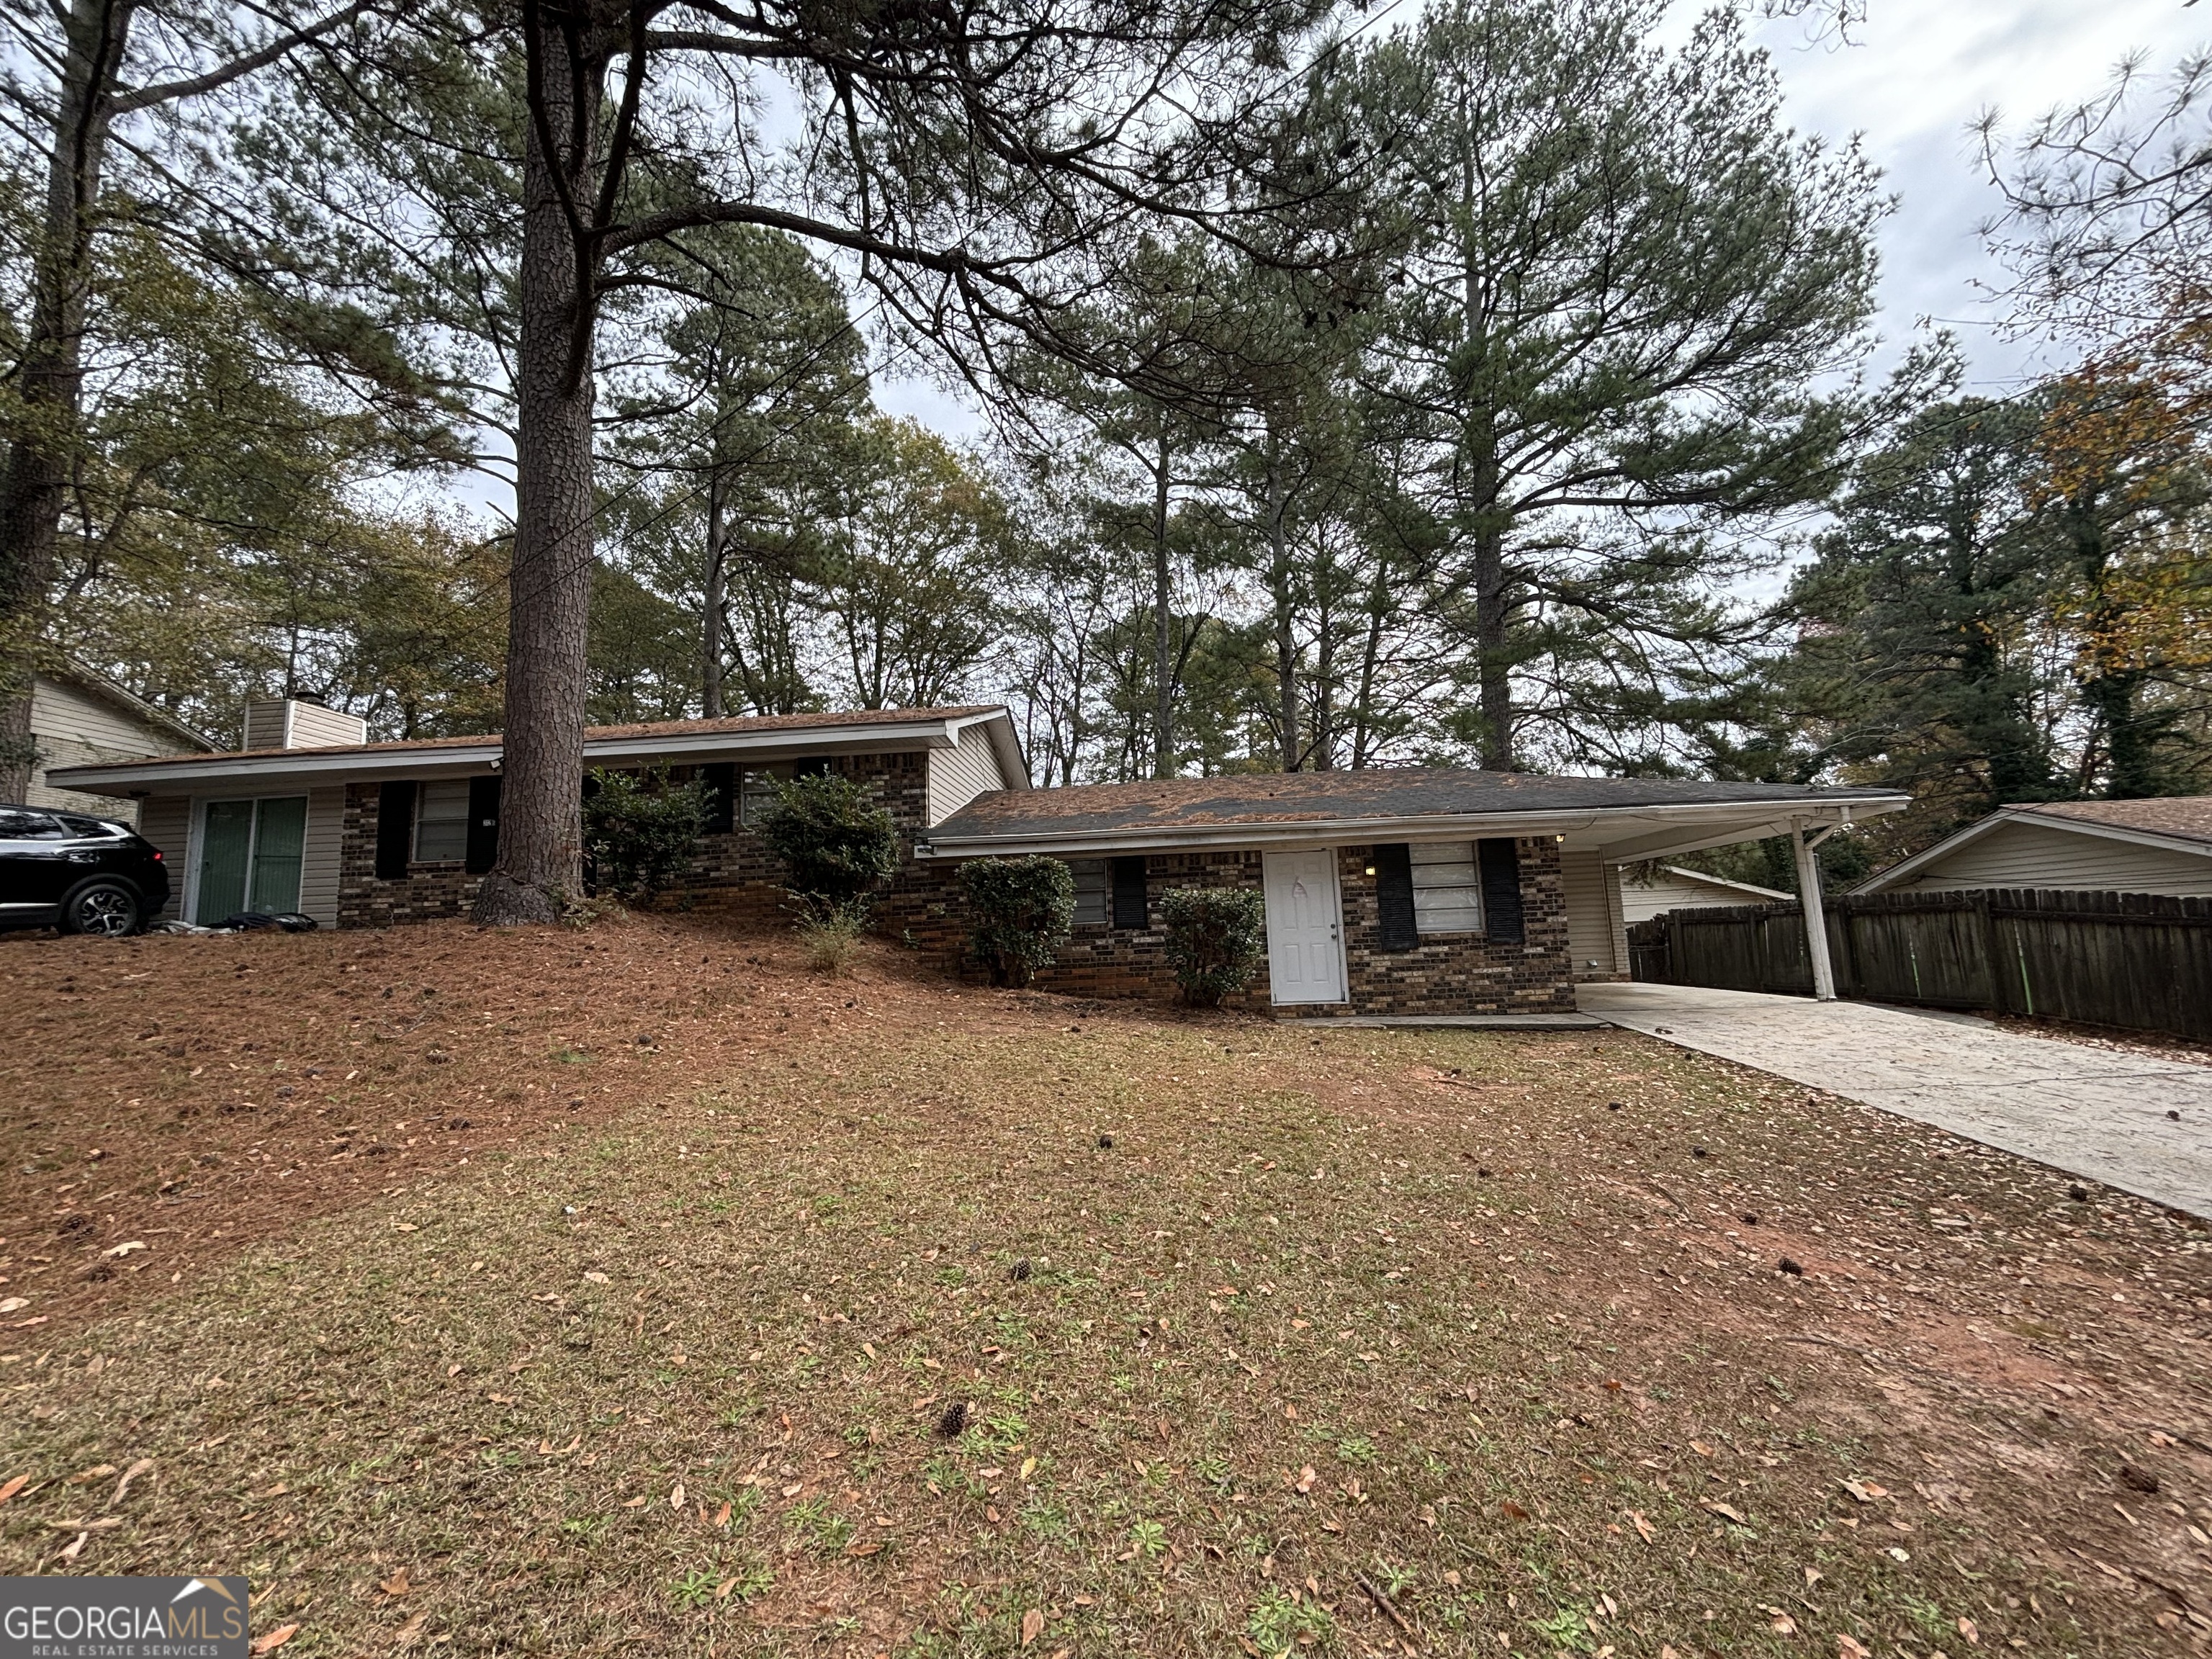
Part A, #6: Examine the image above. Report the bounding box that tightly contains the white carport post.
[1791,817,1838,1002]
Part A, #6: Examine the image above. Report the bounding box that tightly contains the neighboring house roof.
[924,770,1907,860]
[45,705,1030,795]
[42,656,217,754]
[1627,865,1791,901]
[1853,796,2212,894]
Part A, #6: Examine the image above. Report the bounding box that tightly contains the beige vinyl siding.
[926,725,1005,825]
[137,795,192,916]
[1560,848,1621,978]
[1604,861,1629,975]
[1617,868,1779,923]
[243,699,368,750]
[27,675,192,820]
[299,784,346,925]
[1900,819,2212,897]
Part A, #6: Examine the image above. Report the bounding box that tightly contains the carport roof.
[922,769,1907,860]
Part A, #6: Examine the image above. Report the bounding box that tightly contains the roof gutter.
[916,793,1908,860]
[48,716,992,794]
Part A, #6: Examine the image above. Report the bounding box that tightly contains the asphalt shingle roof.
[930,768,1900,842]
[2015,796,2212,848]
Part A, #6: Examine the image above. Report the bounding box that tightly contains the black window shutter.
[1374,842,1416,950]
[375,781,416,879]
[1478,838,1523,943]
[464,775,502,875]
[1110,855,1148,930]
[702,762,736,834]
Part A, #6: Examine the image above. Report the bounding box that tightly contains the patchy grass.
[3,917,2211,1657]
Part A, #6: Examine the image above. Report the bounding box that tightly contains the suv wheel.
[61,880,141,938]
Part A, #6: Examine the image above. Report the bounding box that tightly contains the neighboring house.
[1617,864,1790,924]
[1853,798,2212,899]
[24,658,215,823]
[904,770,1905,1017]
[50,707,1905,1015]
[47,701,1026,928]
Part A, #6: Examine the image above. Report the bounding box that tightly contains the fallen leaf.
[1837,1637,1871,1659]
[1021,1608,1046,1647]
[1294,1465,1317,1494]
[379,1567,410,1597]
[395,1611,428,1645]
[67,1464,119,1485]
[0,1298,24,1313]
[0,1475,27,1507]
[1803,1567,1823,1588]
[56,1532,88,1562]
[1769,1609,1797,1635]
[1699,1499,1749,1527]
[844,1540,883,1557]
[669,1482,685,1509]
[621,1496,647,1509]
[781,1483,804,1498]
[583,1272,609,1285]
[1628,1509,1655,1543]
[1019,1457,1037,1480]
[1958,1616,1980,1646]
[714,1501,732,1528]
[249,1624,299,1654]
[1840,1479,1889,1503]
[1501,1500,1531,1521]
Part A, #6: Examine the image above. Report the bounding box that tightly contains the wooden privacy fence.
[1625,888,2212,1042]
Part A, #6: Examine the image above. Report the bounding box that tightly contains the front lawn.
[4,916,2208,1656]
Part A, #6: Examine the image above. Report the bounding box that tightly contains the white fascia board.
[917,794,1906,860]
[2000,810,2212,860]
[48,717,968,795]
[952,710,1033,791]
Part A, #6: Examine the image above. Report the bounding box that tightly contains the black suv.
[0,804,170,935]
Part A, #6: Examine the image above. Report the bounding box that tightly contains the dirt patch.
[4,917,2211,1658]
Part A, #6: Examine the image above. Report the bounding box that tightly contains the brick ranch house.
[49,700,1904,1017]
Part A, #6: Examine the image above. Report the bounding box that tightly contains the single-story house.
[23,657,217,824]
[1853,797,2212,899]
[904,770,1906,1017]
[1617,863,1790,923]
[45,701,1027,928]
[50,698,1905,1015]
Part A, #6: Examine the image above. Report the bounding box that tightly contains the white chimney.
[243,698,369,750]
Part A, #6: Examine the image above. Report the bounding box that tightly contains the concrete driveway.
[1578,981,2212,1219]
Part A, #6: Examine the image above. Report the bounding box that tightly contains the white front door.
[1263,849,1346,1004]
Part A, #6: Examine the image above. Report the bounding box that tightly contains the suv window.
[53,813,125,837]
[0,808,66,839]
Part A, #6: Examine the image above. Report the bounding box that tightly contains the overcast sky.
[875,0,2212,439]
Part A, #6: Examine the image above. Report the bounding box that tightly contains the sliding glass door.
[195,797,307,922]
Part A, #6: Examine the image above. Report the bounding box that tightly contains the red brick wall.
[337,752,932,930]
[889,838,1575,1017]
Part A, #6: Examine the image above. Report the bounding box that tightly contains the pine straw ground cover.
[2,916,2210,1659]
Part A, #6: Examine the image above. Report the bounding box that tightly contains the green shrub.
[1159,886,1267,1007]
[960,855,1076,987]
[582,766,708,902]
[757,772,900,912]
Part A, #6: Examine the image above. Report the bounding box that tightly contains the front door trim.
[1262,848,1349,1006]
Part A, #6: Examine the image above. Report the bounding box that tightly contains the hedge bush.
[1160,886,1267,1007]
[757,772,900,912]
[961,855,1076,987]
[582,767,708,902]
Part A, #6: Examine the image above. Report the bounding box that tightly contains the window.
[1110,855,1148,930]
[739,769,783,824]
[415,779,471,862]
[1410,842,1483,934]
[1069,859,1108,925]
[0,809,65,840]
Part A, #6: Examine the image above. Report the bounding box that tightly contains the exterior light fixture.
[1363,864,1377,876]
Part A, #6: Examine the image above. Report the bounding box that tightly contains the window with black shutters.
[1411,842,1483,934]
[1373,843,1417,950]
[1478,838,1524,943]
[374,781,416,879]
[1069,859,1108,925]
[1110,855,1148,930]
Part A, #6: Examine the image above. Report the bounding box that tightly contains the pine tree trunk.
[474,10,602,925]
[1267,451,1299,771]
[0,0,133,800]
[1151,429,1174,780]
[1472,521,1512,770]
[702,466,727,717]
